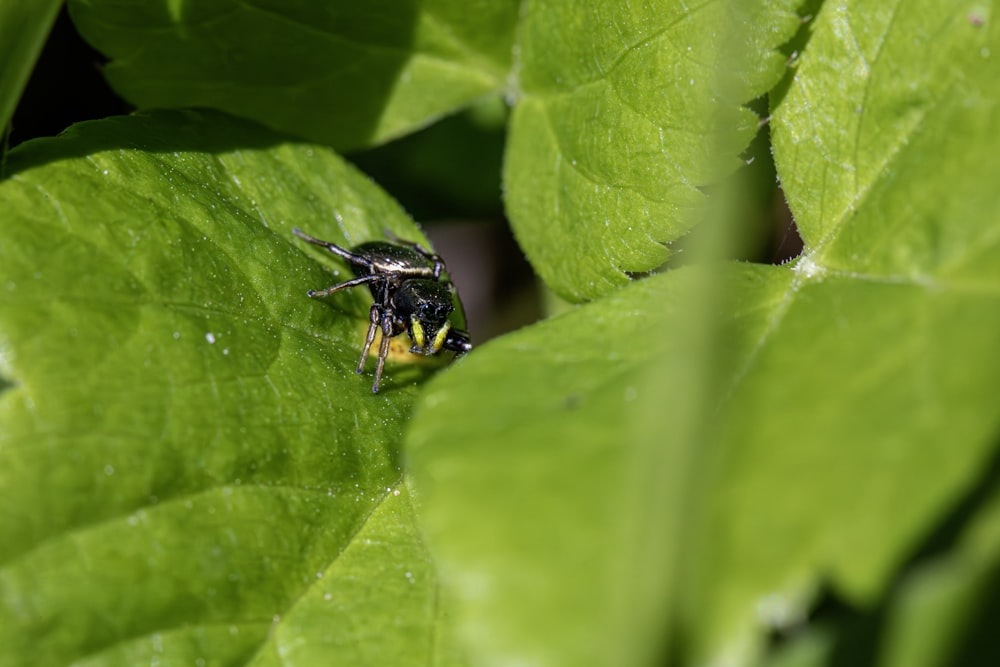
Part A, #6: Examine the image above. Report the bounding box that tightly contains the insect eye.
[426,302,449,320]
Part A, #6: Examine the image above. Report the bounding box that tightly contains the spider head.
[394,279,456,355]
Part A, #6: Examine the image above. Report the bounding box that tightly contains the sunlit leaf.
[503,0,801,300]
[0,109,462,666]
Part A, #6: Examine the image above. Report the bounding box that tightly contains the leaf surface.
[0,110,461,666]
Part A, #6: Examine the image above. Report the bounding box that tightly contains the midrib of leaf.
[0,482,369,638]
[807,101,930,269]
[719,258,1000,413]
[781,0,970,255]
[12,175,69,225]
[842,0,902,203]
[239,478,404,664]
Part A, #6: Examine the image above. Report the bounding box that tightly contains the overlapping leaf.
[408,2,1000,666]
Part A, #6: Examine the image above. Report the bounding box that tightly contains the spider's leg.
[293,228,373,271]
[371,308,396,393]
[307,274,377,298]
[357,304,380,375]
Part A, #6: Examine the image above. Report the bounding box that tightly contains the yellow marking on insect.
[410,316,426,349]
[354,323,432,364]
[430,321,451,353]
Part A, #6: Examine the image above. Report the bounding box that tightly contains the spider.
[293,227,471,393]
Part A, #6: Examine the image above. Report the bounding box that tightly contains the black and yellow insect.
[294,228,471,393]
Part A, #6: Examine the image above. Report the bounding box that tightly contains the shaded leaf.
[0,0,61,136]
[67,0,520,150]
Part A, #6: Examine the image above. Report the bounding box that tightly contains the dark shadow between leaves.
[769,0,826,113]
[64,0,421,150]
[660,96,804,272]
[7,0,428,176]
[7,7,132,151]
[2,108,303,179]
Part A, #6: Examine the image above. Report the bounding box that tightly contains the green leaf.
[408,1,1000,664]
[0,0,61,137]
[680,1,1000,658]
[773,0,996,260]
[502,0,801,301]
[66,0,520,150]
[757,0,1000,596]
[0,110,462,665]
[407,271,688,667]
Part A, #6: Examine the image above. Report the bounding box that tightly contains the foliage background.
[2,1,1000,667]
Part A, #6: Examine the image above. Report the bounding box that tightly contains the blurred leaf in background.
[408,1,1000,666]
